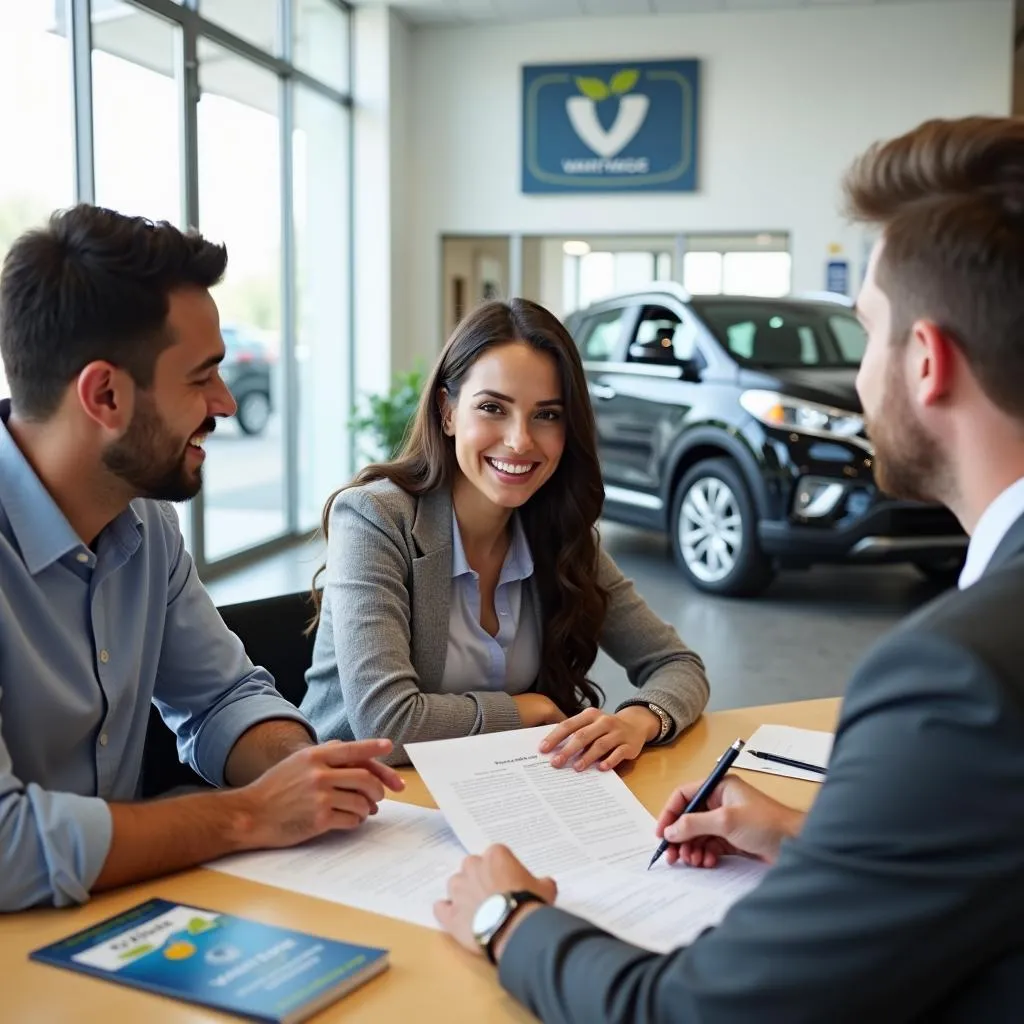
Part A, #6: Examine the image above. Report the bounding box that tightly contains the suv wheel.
[236,391,271,436]
[670,458,774,597]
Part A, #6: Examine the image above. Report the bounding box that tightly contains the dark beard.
[103,398,210,502]
[865,375,946,504]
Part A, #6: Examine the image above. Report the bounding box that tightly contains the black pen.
[748,749,827,776]
[648,738,745,870]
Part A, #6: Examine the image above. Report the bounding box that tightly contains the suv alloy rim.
[238,392,270,434]
[679,477,743,583]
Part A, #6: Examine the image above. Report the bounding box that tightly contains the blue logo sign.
[826,259,850,296]
[522,59,700,194]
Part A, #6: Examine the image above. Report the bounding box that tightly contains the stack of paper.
[212,801,463,930]
[210,726,770,954]
[404,727,768,953]
[732,724,833,782]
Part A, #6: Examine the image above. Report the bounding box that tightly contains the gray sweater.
[300,479,709,764]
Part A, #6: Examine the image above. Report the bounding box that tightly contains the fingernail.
[539,741,550,752]
[574,762,584,772]
[551,757,562,768]
[664,826,677,841]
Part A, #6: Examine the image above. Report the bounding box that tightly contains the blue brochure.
[30,898,389,1022]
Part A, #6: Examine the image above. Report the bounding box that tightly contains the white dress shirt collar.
[958,475,1024,589]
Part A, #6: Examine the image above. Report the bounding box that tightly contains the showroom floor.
[205,521,947,713]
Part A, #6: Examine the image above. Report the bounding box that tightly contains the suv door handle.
[589,383,616,400]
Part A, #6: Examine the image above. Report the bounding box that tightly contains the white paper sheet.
[207,799,464,930]
[407,726,656,877]
[733,724,833,782]
[406,726,769,952]
[556,856,770,952]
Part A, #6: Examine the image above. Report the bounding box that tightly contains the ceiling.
[345,0,984,28]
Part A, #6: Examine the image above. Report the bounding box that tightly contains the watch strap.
[484,890,546,965]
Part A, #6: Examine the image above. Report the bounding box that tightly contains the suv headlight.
[740,390,870,449]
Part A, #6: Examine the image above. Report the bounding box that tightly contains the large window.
[0,0,75,401]
[0,0,353,577]
[294,86,350,531]
[92,3,183,225]
[199,41,286,560]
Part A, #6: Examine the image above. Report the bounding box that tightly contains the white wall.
[389,12,414,373]
[352,6,415,395]
[401,0,1012,366]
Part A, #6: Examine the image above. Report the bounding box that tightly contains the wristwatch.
[647,702,673,743]
[472,890,546,964]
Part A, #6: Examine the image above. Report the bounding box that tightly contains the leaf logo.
[568,69,649,158]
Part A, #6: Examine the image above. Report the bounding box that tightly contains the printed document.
[209,799,463,930]
[406,726,768,952]
[733,724,834,782]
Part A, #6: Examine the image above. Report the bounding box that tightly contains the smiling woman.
[300,298,710,768]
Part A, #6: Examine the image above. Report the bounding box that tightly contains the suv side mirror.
[628,341,678,364]
[677,358,702,383]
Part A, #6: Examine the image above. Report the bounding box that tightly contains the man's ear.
[908,320,957,408]
[75,361,136,433]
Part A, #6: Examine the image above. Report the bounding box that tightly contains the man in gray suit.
[434,115,1024,1021]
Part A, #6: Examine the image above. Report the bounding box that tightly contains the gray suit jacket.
[500,512,1024,1023]
[301,479,709,764]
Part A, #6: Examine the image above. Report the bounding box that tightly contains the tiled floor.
[204,521,943,712]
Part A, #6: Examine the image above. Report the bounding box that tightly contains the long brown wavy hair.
[310,298,609,714]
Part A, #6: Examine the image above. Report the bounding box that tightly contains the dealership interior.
[1,0,1015,714]
[4,0,1024,1016]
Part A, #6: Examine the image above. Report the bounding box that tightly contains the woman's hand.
[513,693,567,727]
[539,706,660,772]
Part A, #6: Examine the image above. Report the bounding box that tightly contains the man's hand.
[513,693,567,727]
[434,845,557,957]
[655,774,805,868]
[540,706,660,772]
[238,739,405,847]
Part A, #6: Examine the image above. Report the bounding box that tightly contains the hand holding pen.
[649,739,744,869]
[652,742,806,869]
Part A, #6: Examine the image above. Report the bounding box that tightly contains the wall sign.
[826,259,850,296]
[522,59,700,194]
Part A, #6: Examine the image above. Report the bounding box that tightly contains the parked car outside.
[564,284,966,597]
[220,326,274,436]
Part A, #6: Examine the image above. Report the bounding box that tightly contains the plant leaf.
[575,76,609,101]
[609,69,640,95]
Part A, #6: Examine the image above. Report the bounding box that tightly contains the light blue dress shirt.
[0,405,311,910]
[441,512,540,695]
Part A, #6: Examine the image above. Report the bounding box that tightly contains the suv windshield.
[691,300,866,369]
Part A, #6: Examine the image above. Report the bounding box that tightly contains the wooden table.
[0,698,840,1023]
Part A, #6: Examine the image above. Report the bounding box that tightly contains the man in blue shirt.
[0,205,403,911]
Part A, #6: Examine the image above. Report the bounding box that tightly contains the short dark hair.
[0,204,228,419]
[843,116,1024,419]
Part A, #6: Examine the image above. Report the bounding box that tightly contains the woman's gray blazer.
[300,478,709,763]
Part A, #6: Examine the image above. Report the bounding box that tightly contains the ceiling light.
[562,240,591,256]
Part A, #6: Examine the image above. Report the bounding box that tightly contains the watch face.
[472,893,510,940]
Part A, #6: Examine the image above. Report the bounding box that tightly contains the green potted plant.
[349,368,425,463]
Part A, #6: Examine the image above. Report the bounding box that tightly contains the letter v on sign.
[566,93,650,159]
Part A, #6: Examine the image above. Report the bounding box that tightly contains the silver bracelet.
[646,703,673,743]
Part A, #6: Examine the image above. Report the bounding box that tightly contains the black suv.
[221,326,274,436]
[564,285,966,596]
